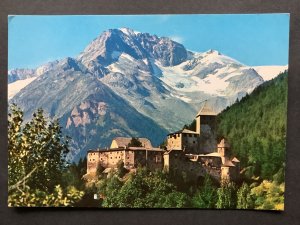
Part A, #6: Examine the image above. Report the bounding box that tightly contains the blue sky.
[8,14,290,70]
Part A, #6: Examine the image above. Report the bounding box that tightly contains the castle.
[85,101,240,182]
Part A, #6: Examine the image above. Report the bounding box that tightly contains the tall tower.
[196,100,217,135]
[217,138,230,157]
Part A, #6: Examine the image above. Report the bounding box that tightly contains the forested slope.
[217,71,288,181]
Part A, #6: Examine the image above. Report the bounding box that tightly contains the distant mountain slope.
[216,71,287,181]
[8,77,38,100]
[10,57,168,161]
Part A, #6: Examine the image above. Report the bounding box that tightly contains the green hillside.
[217,71,288,181]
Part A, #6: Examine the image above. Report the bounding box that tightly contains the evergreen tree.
[127,137,143,147]
[237,183,254,209]
[216,182,237,209]
[192,175,217,208]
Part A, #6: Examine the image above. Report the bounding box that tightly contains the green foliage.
[251,180,285,210]
[217,72,287,181]
[127,137,143,147]
[98,174,123,207]
[192,175,217,208]
[96,166,105,177]
[237,183,254,209]
[8,185,84,207]
[62,157,87,190]
[8,104,26,187]
[8,104,83,206]
[216,182,237,209]
[162,191,191,208]
[159,139,168,149]
[97,168,191,208]
[116,160,128,178]
[183,119,196,131]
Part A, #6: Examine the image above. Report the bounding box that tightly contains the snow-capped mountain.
[8,27,288,161]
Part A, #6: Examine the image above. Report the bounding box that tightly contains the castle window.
[100,158,102,161]
[127,157,129,159]
[110,157,112,159]
[193,141,195,144]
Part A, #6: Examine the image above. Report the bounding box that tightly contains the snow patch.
[119,27,140,36]
[8,77,37,99]
[252,65,288,81]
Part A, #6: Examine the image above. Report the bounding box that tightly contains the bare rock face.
[79,101,91,110]
[97,102,107,116]
[77,28,188,70]
[8,60,59,84]
[67,100,107,127]
[137,33,188,66]
[8,69,36,83]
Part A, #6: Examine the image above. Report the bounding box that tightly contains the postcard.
[8,14,289,209]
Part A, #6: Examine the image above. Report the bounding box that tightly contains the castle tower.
[217,138,230,157]
[196,100,217,135]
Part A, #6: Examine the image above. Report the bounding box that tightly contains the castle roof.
[200,152,222,157]
[196,100,217,117]
[168,128,199,135]
[128,147,164,152]
[222,160,236,167]
[231,157,240,162]
[111,137,153,148]
[164,149,186,155]
[218,138,230,148]
[88,146,163,153]
[198,152,237,167]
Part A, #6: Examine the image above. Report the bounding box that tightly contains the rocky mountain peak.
[118,27,140,36]
[77,28,188,69]
[57,57,86,72]
[205,49,221,55]
[8,68,36,84]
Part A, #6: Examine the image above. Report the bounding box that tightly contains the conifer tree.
[216,182,237,209]
[237,183,254,209]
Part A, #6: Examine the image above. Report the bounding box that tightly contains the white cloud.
[169,35,184,44]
